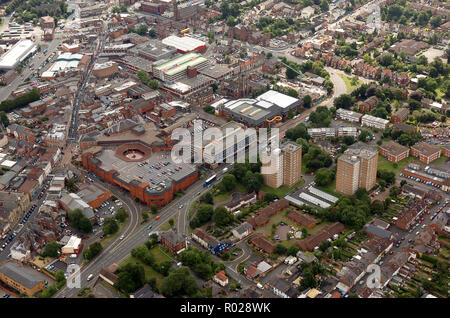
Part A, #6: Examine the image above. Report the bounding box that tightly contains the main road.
[55,166,231,297]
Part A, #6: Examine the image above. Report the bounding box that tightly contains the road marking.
[235,254,251,272]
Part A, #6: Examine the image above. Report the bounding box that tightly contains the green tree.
[303,95,312,108]
[358,130,372,142]
[370,200,385,215]
[243,171,263,193]
[320,0,329,12]
[314,168,334,186]
[213,206,234,227]
[115,263,146,294]
[148,79,159,90]
[42,242,60,258]
[203,105,214,114]
[190,204,214,228]
[150,205,158,215]
[84,242,103,261]
[333,94,355,109]
[0,111,9,127]
[68,209,92,233]
[137,70,150,85]
[221,174,236,192]
[136,24,148,35]
[159,266,199,297]
[115,208,128,223]
[275,244,287,255]
[286,67,298,79]
[103,218,119,235]
[200,191,213,204]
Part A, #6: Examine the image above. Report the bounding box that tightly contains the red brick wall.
[82,152,198,207]
[87,190,111,209]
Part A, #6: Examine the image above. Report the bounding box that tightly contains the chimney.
[186,66,198,78]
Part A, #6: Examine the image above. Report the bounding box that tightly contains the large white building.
[0,39,36,70]
[361,114,389,130]
[162,35,206,53]
[336,108,363,123]
[61,236,82,255]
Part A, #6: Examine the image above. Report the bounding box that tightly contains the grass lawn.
[316,179,341,198]
[149,246,174,263]
[120,256,165,288]
[119,246,173,290]
[259,208,328,247]
[339,73,362,92]
[261,179,305,198]
[377,155,416,175]
[431,155,448,166]
[213,193,229,204]
[160,220,174,231]
[235,183,247,193]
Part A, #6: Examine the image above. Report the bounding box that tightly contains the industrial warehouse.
[0,39,37,70]
[220,90,302,127]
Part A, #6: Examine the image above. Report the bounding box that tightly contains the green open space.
[118,246,172,290]
[430,155,448,166]
[261,179,305,198]
[377,155,416,175]
[258,207,329,248]
[213,193,229,205]
[119,256,165,288]
[316,179,341,198]
[339,73,362,92]
[160,219,175,231]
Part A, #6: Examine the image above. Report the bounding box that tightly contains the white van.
[87,274,94,281]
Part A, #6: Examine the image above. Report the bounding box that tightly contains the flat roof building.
[162,35,206,53]
[336,108,363,123]
[223,90,302,127]
[130,40,177,61]
[361,114,389,130]
[0,40,36,70]
[153,52,209,82]
[336,143,378,195]
[82,137,198,207]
